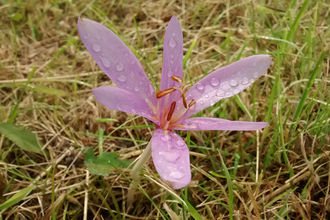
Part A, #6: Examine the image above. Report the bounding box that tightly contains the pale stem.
[127,141,152,207]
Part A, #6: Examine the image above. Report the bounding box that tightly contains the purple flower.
[78,16,272,189]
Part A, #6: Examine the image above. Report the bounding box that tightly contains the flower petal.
[182,55,272,117]
[160,16,184,109]
[151,129,191,189]
[78,18,156,106]
[172,117,268,131]
[93,86,157,123]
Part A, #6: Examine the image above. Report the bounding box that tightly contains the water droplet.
[161,137,167,142]
[169,38,177,48]
[92,43,101,52]
[130,71,134,77]
[116,62,124,72]
[149,85,154,94]
[250,79,255,83]
[172,32,176,36]
[225,91,231,96]
[83,36,88,39]
[99,56,110,68]
[229,79,238,87]
[117,75,127,82]
[210,100,215,106]
[170,54,174,58]
[253,63,256,67]
[242,77,249,85]
[95,34,101,39]
[196,83,204,91]
[132,109,136,113]
[130,59,135,64]
[216,89,224,97]
[176,140,184,147]
[170,60,174,64]
[162,151,180,163]
[200,101,204,105]
[253,72,258,78]
[205,94,209,98]
[170,171,185,179]
[167,71,173,77]
[210,78,219,87]
[134,87,139,92]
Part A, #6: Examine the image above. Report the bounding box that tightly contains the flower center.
[155,76,196,130]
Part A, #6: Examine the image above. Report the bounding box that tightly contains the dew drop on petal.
[242,77,249,85]
[169,38,177,48]
[176,140,184,147]
[170,171,185,179]
[149,85,154,94]
[250,79,255,83]
[196,82,204,91]
[225,91,231,96]
[130,71,134,77]
[229,79,238,87]
[134,87,139,92]
[210,78,219,87]
[210,100,215,106]
[200,101,204,105]
[253,63,256,67]
[92,43,101,52]
[117,75,127,82]
[161,137,167,142]
[95,34,101,39]
[167,71,173,77]
[116,62,124,72]
[253,72,259,78]
[205,94,209,98]
[216,89,224,97]
[99,56,110,68]
[130,59,136,64]
[170,54,174,58]
[172,32,176,36]
[162,151,180,163]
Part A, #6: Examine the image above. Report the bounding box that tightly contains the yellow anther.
[182,93,188,108]
[188,99,196,108]
[156,88,176,99]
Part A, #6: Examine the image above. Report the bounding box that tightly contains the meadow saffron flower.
[78,16,272,189]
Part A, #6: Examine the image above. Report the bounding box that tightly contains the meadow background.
[0,0,329,219]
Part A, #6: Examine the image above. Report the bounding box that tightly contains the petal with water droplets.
[182,55,272,117]
[160,16,183,110]
[151,129,191,189]
[172,117,268,131]
[78,17,156,106]
[93,86,157,124]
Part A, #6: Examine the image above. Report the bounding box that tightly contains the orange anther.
[156,88,176,99]
[167,102,176,121]
[171,76,182,83]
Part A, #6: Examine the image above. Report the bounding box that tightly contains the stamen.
[182,93,187,108]
[167,101,176,121]
[171,76,182,83]
[156,88,176,99]
[188,99,196,108]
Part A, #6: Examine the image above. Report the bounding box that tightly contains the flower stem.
[127,141,152,207]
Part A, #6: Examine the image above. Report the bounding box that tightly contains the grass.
[0,0,330,219]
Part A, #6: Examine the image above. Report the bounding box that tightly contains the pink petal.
[160,16,183,109]
[93,86,157,124]
[182,55,272,117]
[78,18,156,106]
[151,129,191,189]
[172,117,268,131]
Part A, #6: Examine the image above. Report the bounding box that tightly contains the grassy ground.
[1,0,330,219]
